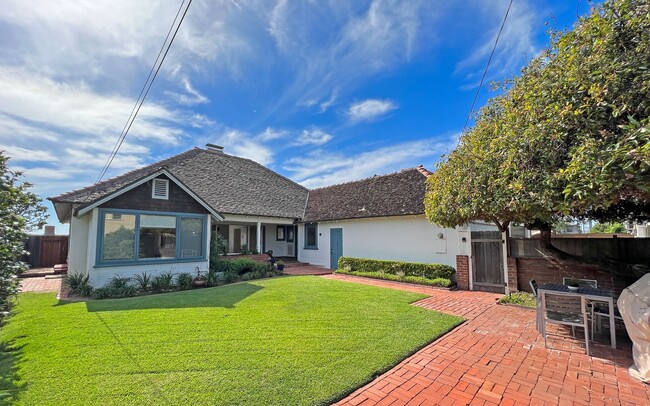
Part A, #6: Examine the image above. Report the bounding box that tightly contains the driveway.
[323,273,649,406]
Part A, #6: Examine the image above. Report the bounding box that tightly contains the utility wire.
[96,0,193,183]
[460,0,515,138]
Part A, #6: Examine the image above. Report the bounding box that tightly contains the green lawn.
[1,276,462,405]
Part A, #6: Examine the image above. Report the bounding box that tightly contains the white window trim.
[152,178,169,200]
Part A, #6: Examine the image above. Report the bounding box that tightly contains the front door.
[233,228,241,253]
[330,228,343,269]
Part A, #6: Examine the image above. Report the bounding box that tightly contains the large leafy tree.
[427,0,650,235]
[0,152,48,318]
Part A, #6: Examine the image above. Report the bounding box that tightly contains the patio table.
[537,283,616,349]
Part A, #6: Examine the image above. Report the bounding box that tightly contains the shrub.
[151,271,175,292]
[106,275,131,290]
[229,258,258,275]
[336,269,452,288]
[64,273,93,296]
[499,292,536,308]
[132,272,152,292]
[176,272,194,291]
[337,257,455,280]
[92,286,115,299]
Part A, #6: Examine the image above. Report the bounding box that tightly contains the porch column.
[256,221,262,253]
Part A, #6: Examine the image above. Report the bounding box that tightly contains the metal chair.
[530,279,541,331]
[542,293,590,354]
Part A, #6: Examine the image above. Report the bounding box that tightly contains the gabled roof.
[49,148,309,220]
[302,167,431,222]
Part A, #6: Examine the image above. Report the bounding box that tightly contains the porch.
[214,217,298,258]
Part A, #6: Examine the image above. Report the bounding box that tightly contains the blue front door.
[330,228,343,269]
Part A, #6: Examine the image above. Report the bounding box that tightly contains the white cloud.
[295,127,333,146]
[347,99,397,121]
[267,0,440,115]
[216,129,274,166]
[0,145,55,162]
[455,0,538,85]
[284,134,457,188]
[319,89,339,113]
[165,78,210,106]
[256,127,289,141]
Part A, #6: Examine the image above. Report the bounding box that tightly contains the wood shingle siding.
[98,175,208,214]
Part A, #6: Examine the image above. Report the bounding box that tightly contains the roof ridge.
[307,167,424,192]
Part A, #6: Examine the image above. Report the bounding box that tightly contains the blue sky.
[0,0,592,233]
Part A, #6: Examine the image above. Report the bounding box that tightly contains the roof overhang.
[72,169,224,221]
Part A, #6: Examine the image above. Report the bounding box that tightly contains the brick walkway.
[324,273,649,406]
[284,265,334,275]
[19,276,63,293]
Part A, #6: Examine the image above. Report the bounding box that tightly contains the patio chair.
[530,279,541,331]
[542,293,590,354]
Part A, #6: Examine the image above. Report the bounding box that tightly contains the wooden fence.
[509,237,650,264]
[22,235,69,268]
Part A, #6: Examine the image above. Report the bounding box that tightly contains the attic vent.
[205,143,224,153]
[152,178,169,200]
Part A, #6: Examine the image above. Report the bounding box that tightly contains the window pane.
[306,225,317,247]
[180,217,203,258]
[102,213,136,260]
[139,215,177,259]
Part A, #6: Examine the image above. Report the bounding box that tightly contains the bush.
[176,272,194,291]
[132,272,152,292]
[151,271,175,292]
[229,258,258,275]
[336,269,452,288]
[337,257,455,280]
[499,292,536,308]
[64,273,93,296]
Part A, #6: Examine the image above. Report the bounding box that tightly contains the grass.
[499,292,536,308]
[0,276,462,405]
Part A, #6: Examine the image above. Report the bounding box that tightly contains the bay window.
[97,210,206,266]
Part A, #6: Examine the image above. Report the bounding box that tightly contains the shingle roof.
[50,148,309,219]
[302,167,430,222]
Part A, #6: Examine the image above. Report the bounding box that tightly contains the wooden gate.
[39,236,69,267]
[471,231,504,293]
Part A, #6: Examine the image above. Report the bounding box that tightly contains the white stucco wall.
[68,210,90,275]
[69,209,211,287]
[297,215,497,269]
[263,225,295,257]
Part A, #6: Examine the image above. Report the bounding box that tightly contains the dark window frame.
[96,208,207,267]
[304,223,318,249]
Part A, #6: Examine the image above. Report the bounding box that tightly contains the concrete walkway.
[323,273,649,406]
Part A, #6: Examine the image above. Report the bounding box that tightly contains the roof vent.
[205,143,224,153]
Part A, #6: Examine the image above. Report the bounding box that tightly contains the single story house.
[49,145,495,286]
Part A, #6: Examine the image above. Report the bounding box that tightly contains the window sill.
[303,247,318,250]
[94,257,206,268]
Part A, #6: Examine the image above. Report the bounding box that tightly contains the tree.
[427,0,650,236]
[591,222,627,234]
[0,151,48,318]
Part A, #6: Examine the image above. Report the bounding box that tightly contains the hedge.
[336,269,452,288]
[337,257,455,280]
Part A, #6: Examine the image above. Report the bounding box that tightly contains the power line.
[460,0,515,138]
[96,0,193,183]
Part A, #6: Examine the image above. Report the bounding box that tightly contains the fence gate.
[39,236,69,268]
[471,231,504,293]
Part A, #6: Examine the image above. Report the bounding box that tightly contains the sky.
[0,0,594,234]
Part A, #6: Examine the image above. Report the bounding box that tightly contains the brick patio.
[19,276,63,293]
[322,273,650,406]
